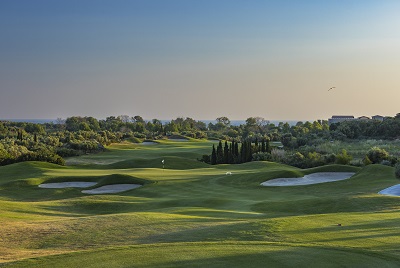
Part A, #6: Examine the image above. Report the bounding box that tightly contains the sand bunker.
[82,184,142,194]
[379,184,400,196]
[66,158,121,166]
[39,182,97,188]
[141,141,157,145]
[261,172,355,187]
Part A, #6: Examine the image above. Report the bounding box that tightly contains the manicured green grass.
[1,140,400,267]
[8,242,400,268]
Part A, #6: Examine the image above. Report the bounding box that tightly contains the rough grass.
[316,139,400,160]
[1,140,400,267]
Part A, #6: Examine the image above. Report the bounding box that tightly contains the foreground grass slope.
[1,140,400,267]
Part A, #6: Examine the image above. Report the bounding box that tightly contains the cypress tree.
[265,138,271,153]
[261,139,266,152]
[246,140,252,162]
[223,141,229,164]
[34,133,38,143]
[216,141,223,164]
[234,142,239,157]
[254,138,259,153]
[228,142,234,164]
[240,142,245,163]
[211,145,217,165]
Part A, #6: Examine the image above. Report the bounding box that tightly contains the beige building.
[328,114,387,125]
[358,116,370,120]
[372,115,385,121]
[328,115,355,125]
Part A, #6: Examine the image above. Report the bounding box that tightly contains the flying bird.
[328,87,336,91]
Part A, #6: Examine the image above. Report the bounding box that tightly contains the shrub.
[395,163,400,178]
[271,148,285,162]
[284,152,306,168]
[366,147,389,164]
[306,151,325,167]
[363,156,373,166]
[56,147,80,157]
[199,154,211,163]
[252,152,272,161]
[335,149,352,165]
[323,153,336,164]
[350,159,363,167]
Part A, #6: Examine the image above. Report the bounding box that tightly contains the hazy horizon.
[1,0,399,120]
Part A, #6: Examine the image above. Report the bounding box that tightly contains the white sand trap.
[261,172,355,187]
[39,182,97,188]
[141,141,157,145]
[82,184,141,194]
[66,158,121,165]
[379,184,400,196]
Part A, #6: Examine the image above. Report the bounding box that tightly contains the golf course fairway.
[1,140,400,267]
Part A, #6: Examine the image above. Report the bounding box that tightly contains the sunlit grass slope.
[1,140,400,267]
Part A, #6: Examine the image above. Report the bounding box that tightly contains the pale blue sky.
[1,0,400,120]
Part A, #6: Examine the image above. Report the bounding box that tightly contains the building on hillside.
[372,115,385,121]
[328,114,388,125]
[328,115,355,125]
[358,116,370,120]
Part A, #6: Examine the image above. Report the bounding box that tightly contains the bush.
[366,147,389,164]
[335,149,352,165]
[56,147,80,157]
[306,151,325,167]
[350,159,363,167]
[284,152,306,168]
[323,153,336,164]
[395,163,400,178]
[363,156,373,166]
[271,148,285,162]
[199,154,211,163]
[252,152,272,161]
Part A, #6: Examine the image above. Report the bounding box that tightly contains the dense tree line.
[330,116,400,140]
[2,113,400,168]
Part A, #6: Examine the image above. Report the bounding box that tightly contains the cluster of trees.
[0,138,64,166]
[0,121,114,166]
[2,113,400,169]
[0,115,210,167]
[204,138,271,165]
[330,114,400,140]
[63,116,207,139]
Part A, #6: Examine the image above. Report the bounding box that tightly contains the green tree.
[65,117,80,131]
[216,141,223,164]
[228,142,234,164]
[133,115,144,123]
[216,117,231,127]
[211,145,217,165]
[223,141,229,163]
[281,133,293,147]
